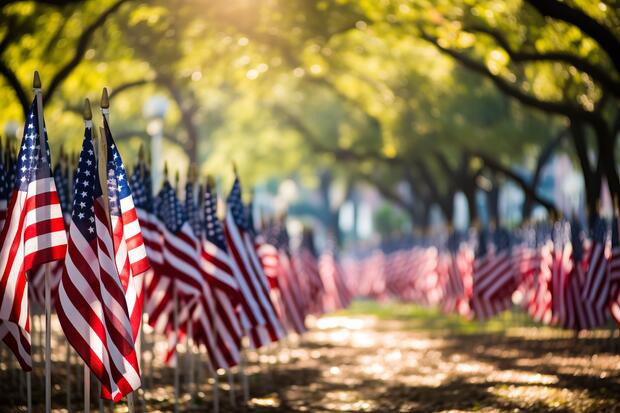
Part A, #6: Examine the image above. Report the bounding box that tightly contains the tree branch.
[0,60,29,117]
[523,0,620,74]
[472,151,557,214]
[108,78,152,99]
[466,25,620,97]
[419,30,607,128]
[45,0,131,103]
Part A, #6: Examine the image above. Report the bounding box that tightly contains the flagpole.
[227,369,236,408]
[26,369,31,413]
[84,365,90,413]
[210,360,220,413]
[100,90,139,413]
[33,71,53,413]
[240,337,249,406]
[173,283,180,413]
[26,307,31,413]
[65,340,71,413]
[186,318,195,404]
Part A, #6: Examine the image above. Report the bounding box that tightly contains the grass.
[333,299,548,336]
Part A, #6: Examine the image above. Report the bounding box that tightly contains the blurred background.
[0,0,617,249]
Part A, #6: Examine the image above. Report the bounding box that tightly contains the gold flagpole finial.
[101,88,110,109]
[83,98,93,121]
[97,126,111,225]
[33,71,42,89]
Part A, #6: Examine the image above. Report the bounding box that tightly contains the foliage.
[0,0,618,229]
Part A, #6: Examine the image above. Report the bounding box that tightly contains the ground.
[2,301,620,412]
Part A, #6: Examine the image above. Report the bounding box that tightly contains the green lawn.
[333,299,551,336]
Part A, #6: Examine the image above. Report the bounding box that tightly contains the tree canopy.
[1,0,618,235]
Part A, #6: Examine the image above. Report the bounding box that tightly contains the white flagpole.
[173,283,180,413]
[205,357,219,413]
[140,311,146,412]
[26,371,32,413]
[26,307,31,413]
[84,365,90,413]
[187,318,195,403]
[227,369,236,408]
[65,342,71,412]
[240,337,249,405]
[33,71,53,413]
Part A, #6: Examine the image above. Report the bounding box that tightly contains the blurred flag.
[224,176,283,348]
[582,217,610,324]
[103,119,149,342]
[199,180,243,368]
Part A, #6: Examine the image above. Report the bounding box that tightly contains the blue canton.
[15,99,52,191]
[227,177,247,230]
[72,126,101,242]
[157,181,186,232]
[204,183,226,251]
[104,120,130,219]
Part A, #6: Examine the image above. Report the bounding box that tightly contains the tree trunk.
[522,130,567,219]
[570,119,600,224]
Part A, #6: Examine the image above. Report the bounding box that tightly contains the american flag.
[130,165,170,335]
[530,240,553,325]
[55,123,140,400]
[607,216,620,324]
[158,180,206,297]
[103,119,149,343]
[157,178,215,365]
[185,180,203,238]
[199,180,243,368]
[0,151,9,230]
[470,229,513,320]
[224,176,283,348]
[293,228,324,315]
[442,233,466,314]
[31,161,71,307]
[564,221,595,331]
[179,176,222,371]
[582,217,610,322]
[0,99,67,371]
[319,238,352,312]
[258,222,307,335]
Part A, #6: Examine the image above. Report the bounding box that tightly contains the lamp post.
[143,95,169,192]
[4,120,20,142]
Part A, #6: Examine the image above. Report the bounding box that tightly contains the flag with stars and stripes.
[130,165,170,336]
[582,217,610,323]
[224,176,283,349]
[607,216,620,324]
[103,119,149,342]
[470,229,513,320]
[293,229,324,315]
[197,181,243,369]
[0,99,67,371]
[157,179,215,365]
[0,153,9,230]
[55,123,141,401]
[31,160,71,307]
[185,180,203,238]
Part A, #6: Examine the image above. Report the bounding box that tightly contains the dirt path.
[238,315,620,412]
[2,313,620,412]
